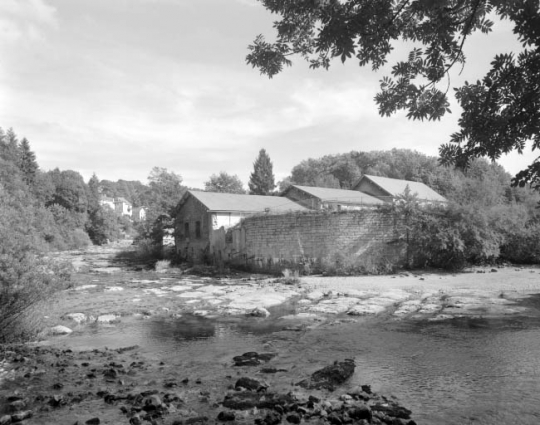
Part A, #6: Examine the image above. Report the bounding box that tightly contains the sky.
[0,0,535,189]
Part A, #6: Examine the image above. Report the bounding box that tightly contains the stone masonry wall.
[175,195,211,261]
[221,210,405,271]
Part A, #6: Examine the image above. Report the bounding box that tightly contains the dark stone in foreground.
[297,359,356,391]
[235,377,267,392]
[222,391,295,410]
[372,401,412,419]
[233,352,277,367]
[217,411,235,421]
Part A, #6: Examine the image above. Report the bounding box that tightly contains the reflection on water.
[57,303,540,425]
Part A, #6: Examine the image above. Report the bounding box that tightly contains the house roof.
[183,190,307,213]
[355,175,447,202]
[115,197,132,205]
[287,185,384,205]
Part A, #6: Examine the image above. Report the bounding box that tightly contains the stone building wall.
[175,195,211,260]
[218,210,405,272]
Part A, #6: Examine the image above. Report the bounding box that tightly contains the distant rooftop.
[184,190,307,213]
[115,197,132,205]
[288,185,385,205]
[355,175,447,202]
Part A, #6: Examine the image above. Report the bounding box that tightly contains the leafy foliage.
[248,0,540,186]
[204,171,246,194]
[248,148,276,195]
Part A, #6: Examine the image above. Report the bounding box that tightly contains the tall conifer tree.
[248,148,275,195]
[18,137,39,186]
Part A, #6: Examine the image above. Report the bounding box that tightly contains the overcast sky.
[0,0,534,189]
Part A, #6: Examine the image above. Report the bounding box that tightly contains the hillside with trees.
[282,148,540,268]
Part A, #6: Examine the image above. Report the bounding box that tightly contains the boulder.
[234,377,267,391]
[64,313,87,324]
[49,325,73,335]
[247,307,270,318]
[217,411,235,422]
[222,392,294,410]
[297,359,356,391]
[10,411,32,422]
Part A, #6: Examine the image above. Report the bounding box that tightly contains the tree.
[146,167,186,215]
[87,173,101,215]
[248,149,276,195]
[18,138,39,186]
[204,171,246,194]
[247,0,540,187]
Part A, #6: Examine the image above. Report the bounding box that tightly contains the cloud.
[0,0,57,44]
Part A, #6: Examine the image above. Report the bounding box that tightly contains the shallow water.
[54,300,540,424]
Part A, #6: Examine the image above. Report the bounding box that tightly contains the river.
[57,296,540,424]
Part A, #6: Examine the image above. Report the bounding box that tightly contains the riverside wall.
[214,210,405,272]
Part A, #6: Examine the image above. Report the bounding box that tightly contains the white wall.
[211,212,244,230]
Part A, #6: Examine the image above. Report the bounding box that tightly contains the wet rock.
[48,394,67,408]
[348,406,372,421]
[129,414,142,425]
[297,359,355,391]
[103,368,118,379]
[97,314,118,323]
[8,400,26,413]
[248,307,270,318]
[327,412,342,425]
[233,352,276,366]
[184,416,208,424]
[65,313,87,324]
[49,325,73,335]
[260,367,287,374]
[234,377,267,392]
[0,415,11,425]
[222,392,294,410]
[257,412,281,425]
[286,413,301,424]
[371,401,412,420]
[10,411,33,422]
[217,411,235,422]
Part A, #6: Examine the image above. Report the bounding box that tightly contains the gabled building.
[132,206,146,222]
[99,196,115,210]
[114,197,132,217]
[282,185,385,210]
[353,175,447,203]
[175,190,307,260]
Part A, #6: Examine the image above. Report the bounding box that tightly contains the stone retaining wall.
[216,210,405,272]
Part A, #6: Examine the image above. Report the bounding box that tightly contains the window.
[184,222,190,238]
[195,221,201,238]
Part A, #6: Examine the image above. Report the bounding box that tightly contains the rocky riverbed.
[1,241,540,424]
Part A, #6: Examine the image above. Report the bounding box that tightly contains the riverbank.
[2,243,540,424]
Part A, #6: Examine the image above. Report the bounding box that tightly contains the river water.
[59,299,540,425]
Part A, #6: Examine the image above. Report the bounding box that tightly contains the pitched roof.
[184,190,307,213]
[288,185,384,205]
[355,175,447,202]
[115,197,132,205]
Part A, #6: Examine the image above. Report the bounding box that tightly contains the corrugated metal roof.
[291,185,384,205]
[358,175,447,202]
[186,190,307,213]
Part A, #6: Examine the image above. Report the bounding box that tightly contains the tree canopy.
[204,171,246,194]
[246,0,540,188]
[248,148,276,195]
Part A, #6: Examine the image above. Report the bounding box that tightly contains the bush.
[0,185,73,341]
[500,222,540,264]
[0,254,72,342]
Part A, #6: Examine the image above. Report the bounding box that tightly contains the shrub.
[155,259,171,273]
[0,254,72,342]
